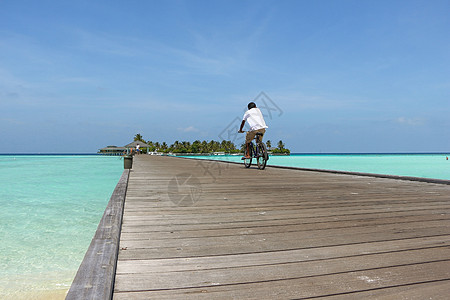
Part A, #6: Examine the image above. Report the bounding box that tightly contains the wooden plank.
[66,169,129,300]
[119,212,450,234]
[116,235,450,273]
[324,280,450,299]
[119,204,450,226]
[117,218,450,260]
[117,228,450,260]
[119,215,450,240]
[115,247,450,291]
[112,155,450,299]
[113,261,450,299]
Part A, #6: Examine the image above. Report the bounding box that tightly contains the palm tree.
[266,140,272,149]
[182,141,191,149]
[207,140,216,152]
[201,140,208,153]
[134,133,144,142]
[277,140,285,150]
[192,140,201,153]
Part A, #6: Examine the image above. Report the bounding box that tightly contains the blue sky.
[1,0,449,153]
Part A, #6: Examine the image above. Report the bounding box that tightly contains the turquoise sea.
[0,155,123,299]
[183,153,450,181]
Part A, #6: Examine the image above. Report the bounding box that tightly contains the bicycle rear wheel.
[256,142,268,170]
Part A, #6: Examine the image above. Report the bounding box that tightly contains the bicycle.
[240,132,269,170]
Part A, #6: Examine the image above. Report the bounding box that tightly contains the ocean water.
[0,155,123,299]
[183,153,450,181]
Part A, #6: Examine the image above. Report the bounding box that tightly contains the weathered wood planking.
[66,169,129,300]
[113,155,450,299]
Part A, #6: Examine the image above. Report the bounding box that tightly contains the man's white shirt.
[243,108,268,131]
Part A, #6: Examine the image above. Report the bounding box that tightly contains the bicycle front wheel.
[244,157,252,168]
[256,143,268,170]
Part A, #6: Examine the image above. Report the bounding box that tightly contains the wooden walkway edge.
[112,156,450,299]
[66,169,129,300]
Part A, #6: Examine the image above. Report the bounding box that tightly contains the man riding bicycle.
[238,102,268,159]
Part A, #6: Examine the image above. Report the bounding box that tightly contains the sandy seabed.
[1,289,68,300]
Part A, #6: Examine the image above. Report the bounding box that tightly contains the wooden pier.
[67,155,450,299]
[108,155,450,299]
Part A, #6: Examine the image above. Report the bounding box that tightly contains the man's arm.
[238,120,245,133]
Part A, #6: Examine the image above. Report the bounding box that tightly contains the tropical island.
[99,134,290,155]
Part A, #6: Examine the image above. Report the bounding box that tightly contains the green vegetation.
[133,134,290,154]
[271,140,290,154]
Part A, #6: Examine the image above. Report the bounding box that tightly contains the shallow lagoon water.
[0,155,123,299]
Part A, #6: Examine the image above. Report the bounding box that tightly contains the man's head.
[248,102,256,110]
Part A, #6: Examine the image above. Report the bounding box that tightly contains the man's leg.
[244,131,256,158]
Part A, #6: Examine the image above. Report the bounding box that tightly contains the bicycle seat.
[255,133,263,136]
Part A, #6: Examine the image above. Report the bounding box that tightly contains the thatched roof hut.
[124,141,151,149]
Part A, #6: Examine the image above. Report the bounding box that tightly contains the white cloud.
[395,117,425,126]
[178,126,199,133]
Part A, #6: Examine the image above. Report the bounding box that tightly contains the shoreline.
[0,270,76,300]
[1,289,68,300]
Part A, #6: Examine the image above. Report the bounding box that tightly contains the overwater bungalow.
[98,145,127,156]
